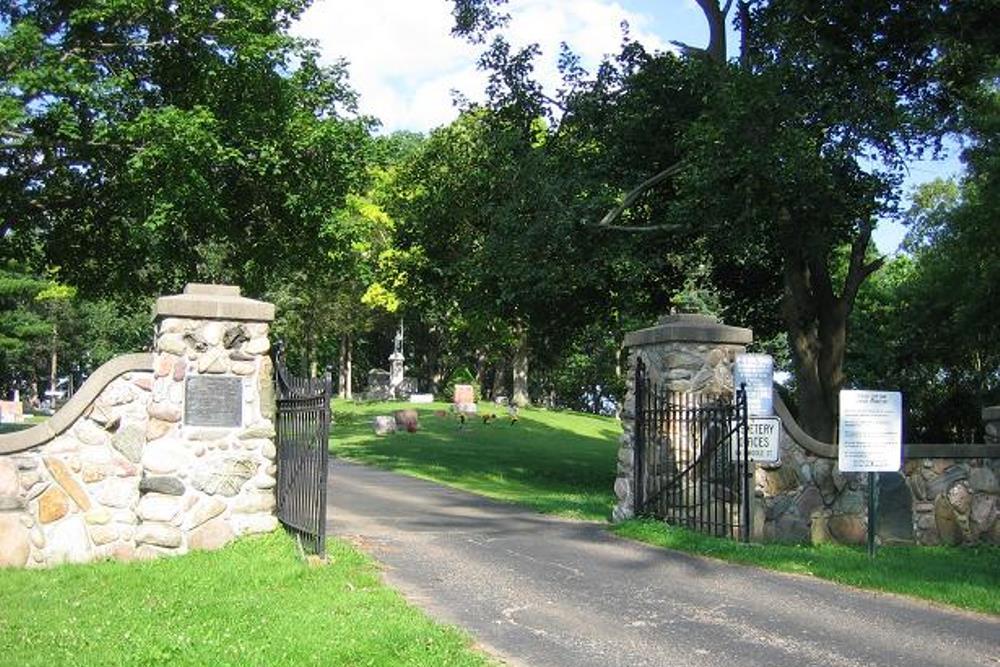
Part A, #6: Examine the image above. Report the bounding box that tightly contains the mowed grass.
[613,519,1000,616]
[0,531,494,667]
[0,414,45,434]
[332,400,621,521]
[332,400,1000,615]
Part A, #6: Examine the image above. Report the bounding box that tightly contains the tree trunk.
[512,327,530,407]
[492,361,506,399]
[426,328,442,395]
[308,326,318,379]
[338,334,353,400]
[475,351,487,398]
[49,324,58,403]
[781,214,882,442]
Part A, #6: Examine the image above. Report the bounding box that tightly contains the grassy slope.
[332,400,621,521]
[0,532,493,667]
[332,400,1000,615]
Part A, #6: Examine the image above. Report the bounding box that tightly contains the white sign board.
[838,390,902,472]
[734,354,774,416]
[732,417,782,462]
[748,417,781,463]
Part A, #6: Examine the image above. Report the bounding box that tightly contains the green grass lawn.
[0,531,493,667]
[0,414,44,434]
[613,519,1000,616]
[332,399,1000,615]
[332,400,621,521]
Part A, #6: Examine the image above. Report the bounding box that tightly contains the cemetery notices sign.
[748,417,781,463]
[734,353,774,417]
[185,376,243,428]
[732,417,782,463]
[838,390,902,472]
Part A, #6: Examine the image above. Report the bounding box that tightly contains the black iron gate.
[274,344,332,556]
[634,357,752,541]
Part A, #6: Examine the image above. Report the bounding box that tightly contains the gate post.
[148,283,277,555]
[612,314,752,522]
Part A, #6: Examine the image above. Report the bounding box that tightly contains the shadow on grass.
[613,519,1000,615]
[331,401,621,520]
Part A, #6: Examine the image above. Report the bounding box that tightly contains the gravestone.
[373,415,396,435]
[367,369,392,401]
[453,384,475,405]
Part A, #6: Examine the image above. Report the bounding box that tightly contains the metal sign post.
[866,472,879,559]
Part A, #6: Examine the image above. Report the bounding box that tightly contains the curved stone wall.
[0,283,279,568]
[616,315,1000,547]
[765,396,1000,546]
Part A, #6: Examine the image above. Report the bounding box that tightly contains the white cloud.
[292,0,669,133]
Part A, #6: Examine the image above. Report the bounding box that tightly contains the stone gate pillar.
[0,283,280,567]
[145,283,277,555]
[612,314,753,522]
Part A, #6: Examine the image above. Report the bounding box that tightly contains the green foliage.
[0,532,493,666]
[1,0,372,297]
[0,262,150,397]
[848,173,1000,441]
[534,321,625,415]
[447,0,1000,440]
[0,263,53,389]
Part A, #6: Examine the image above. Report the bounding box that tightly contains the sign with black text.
[733,417,782,463]
[838,390,902,472]
[734,353,774,417]
[748,417,781,463]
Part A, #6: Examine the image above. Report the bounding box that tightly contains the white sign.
[838,390,902,472]
[734,354,774,416]
[748,417,781,463]
[732,417,782,462]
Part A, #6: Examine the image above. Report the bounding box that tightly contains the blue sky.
[293,0,964,252]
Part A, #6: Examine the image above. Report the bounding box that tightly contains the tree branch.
[670,40,707,59]
[597,161,686,228]
[694,0,727,63]
[841,219,884,309]
[738,1,751,70]
[596,222,685,232]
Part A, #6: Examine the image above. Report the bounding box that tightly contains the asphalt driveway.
[327,459,999,667]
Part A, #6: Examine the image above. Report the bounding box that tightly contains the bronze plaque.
[184,376,243,427]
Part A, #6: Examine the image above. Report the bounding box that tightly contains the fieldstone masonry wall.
[0,284,279,568]
[755,411,868,544]
[613,314,753,522]
[901,456,999,545]
[615,315,1000,547]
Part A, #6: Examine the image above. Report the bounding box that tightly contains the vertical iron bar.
[739,384,751,543]
[634,358,645,517]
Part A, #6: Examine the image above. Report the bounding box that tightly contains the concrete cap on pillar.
[624,313,753,347]
[154,283,275,322]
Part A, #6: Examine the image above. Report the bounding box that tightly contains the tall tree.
[452,0,999,440]
[1,0,371,297]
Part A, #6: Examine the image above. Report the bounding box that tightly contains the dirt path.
[327,460,999,667]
